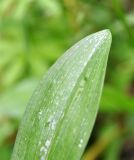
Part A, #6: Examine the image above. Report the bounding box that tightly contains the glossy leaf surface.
[11,29,112,160]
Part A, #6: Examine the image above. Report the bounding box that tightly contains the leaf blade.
[11,29,112,160]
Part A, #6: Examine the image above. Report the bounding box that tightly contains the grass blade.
[11,29,112,160]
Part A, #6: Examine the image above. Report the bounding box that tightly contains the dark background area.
[0,0,134,160]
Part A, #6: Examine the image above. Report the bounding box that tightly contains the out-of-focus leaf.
[100,85,134,113]
[28,54,49,77]
[0,119,16,145]
[3,57,25,87]
[83,123,121,160]
[104,137,123,160]
[0,144,13,160]
[0,78,38,118]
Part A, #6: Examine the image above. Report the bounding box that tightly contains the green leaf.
[0,78,38,119]
[100,85,134,113]
[11,29,112,160]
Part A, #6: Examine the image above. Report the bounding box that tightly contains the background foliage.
[0,0,134,160]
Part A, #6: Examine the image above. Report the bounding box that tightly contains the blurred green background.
[0,0,134,160]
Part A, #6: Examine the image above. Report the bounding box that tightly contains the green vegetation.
[11,30,111,160]
[0,1,134,160]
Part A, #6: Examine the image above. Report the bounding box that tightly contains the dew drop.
[39,111,42,115]
[51,120,56,130]
[47,115,56,130]
[45,140,50,148]
[41,156,45,160]
[38,111,42,120]
[78,139,84,148]
[40,146,45,152]
[78,144,82,148]
[80,139,83,143]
